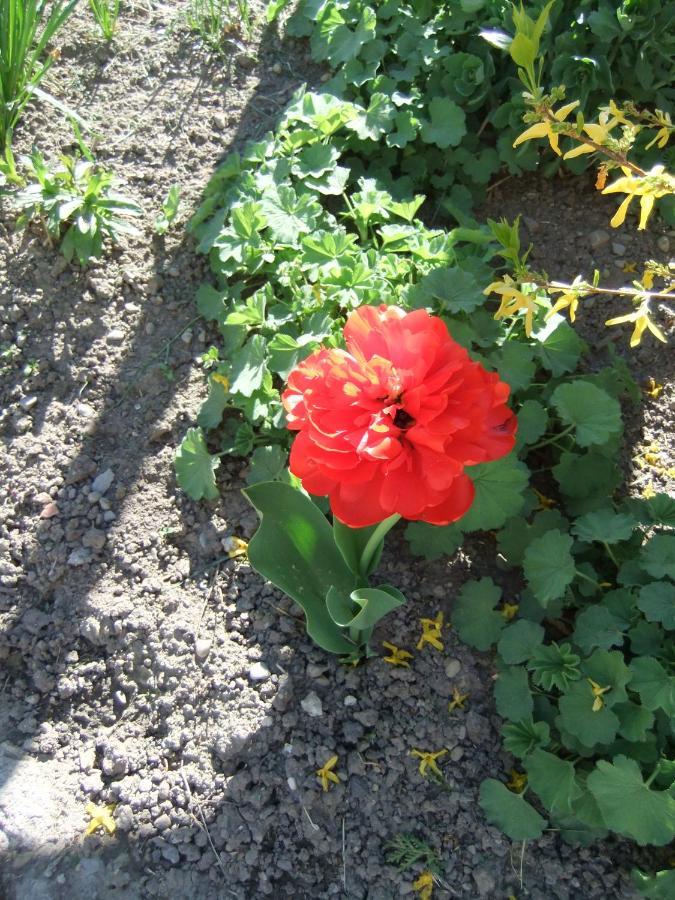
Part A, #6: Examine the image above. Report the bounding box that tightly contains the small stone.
[106,329,126,344]
[657,235,670,253]
[343,695,357,707]
[40,502,59,519]
[154,813,172,831]
[82,528,106,550]
[473,867,496,898]
[76,402,95,418]
[91,469,114,494]
[68,548,92,567]
[444,658,461,678]
[287,777,297,791]
[195,638,212,659]
[611,241,626,256]
[180,330,192,344]
[588,228,610,251]
[300,691,323,717]
[237,53,256,70]
[19,396,38,411]
[248,662,270,682]
[13,416,32,434]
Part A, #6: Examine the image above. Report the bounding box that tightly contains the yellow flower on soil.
[501,602,519,621]
[416,612,444,652]
[382,641,413,667]
[588,679,611,712]
[316,755,340,792]
[644,378,664,399]
[506,770,528,793]
[222,536,248,558]
[413,871,435,900]
[642,483,657,500]
[605,302,667,348]
[534,488,556,509]
[84,802,116,836]
[512,101,580,156]
[411,748,448,778]
[603,164,675,230]
[484,275,538,337]
[448,687,469,712]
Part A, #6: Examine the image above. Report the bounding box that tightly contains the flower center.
[393,407,415,430]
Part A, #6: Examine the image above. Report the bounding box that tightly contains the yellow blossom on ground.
[534,488,556,510]
[416,612,444,652]
[413,871,435,900]
[484,275,538,337]
[603,164,675,230]
[605,302,667,348]
[223,536,248,558]
[506,770,528,793]
[588,679,611,712]
[84,802,116,836]
[644,378,664,399]
[642,483,657,499]
[382,641,413,667]
[316,755,340,792]
[411,748,448,778]
[622,261,637,274]
[512,100,579,156]
[448,688,469,712]
[501,602,519,621]
[211,373,230,390]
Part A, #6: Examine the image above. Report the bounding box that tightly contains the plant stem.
[574,569,601,589]
[533,279,675,303]
[602,541,618,566]
[529,424,574,451]
[359,513,401,576]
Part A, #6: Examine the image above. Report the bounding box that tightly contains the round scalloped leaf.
[641,534,675,580]
[457,455,529,532]
[452,577,505,651]
[632,868,675,900]
[629,657,675,716]
[638,582,675,629]
[404,521,463,561]
[615,701,655,742]
[557,681,620,749]
[494,666,533,721]
[527,642,581,692]
[580,649,632,708]
[502,719,550,758]
[523,529,575,606]
[525,749,582,816]
[515,398,548,446]
[498,620,545,664]
[572,605,627,654]
[497,509,568,567]
[551,381,621,447]
[479,779,546,841]
[587,756,675,846]
[572,509,636,544]
[175,427,220,501]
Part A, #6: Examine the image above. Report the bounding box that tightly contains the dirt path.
[1,4,672,899]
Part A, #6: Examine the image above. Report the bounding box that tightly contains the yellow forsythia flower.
[413,871,435,900]
[512,101,579,156]
[84,802,116,836]
[382,641,413,667]
[316,755,340,792]
[605,302,667,348]
[410,748,448,778]
[485,275,538,337]
[602,165,675,230]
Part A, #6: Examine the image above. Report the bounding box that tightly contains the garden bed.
[0,3,673,899]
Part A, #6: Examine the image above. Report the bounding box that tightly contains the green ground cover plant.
[178,0,675,880]
[88,0,120,41]
[186,0,254,49]
[0,0,78,149]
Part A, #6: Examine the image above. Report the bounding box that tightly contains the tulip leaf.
[243,481,356,655]
[333,519,385,577]
[326,585,405,633]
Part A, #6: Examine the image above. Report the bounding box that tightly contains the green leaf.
[453,577,505,651]
[494,343,536,393]
[260,185,320,244]
[246,446,288,485]
[615,701,655,742]
[230,334,268,397]
[291,143,340,179]
[526,750,582,816]
[516,398,548,447]
[408,267,485,314]
[494,665,533,721]
[326,584,405,633]
[573,605,627,654]
[497,509,568,566]
[405,522,463,561]
[629,657,675,716]
[632,868,675,899]
[582,649,632,708]
[553,450,622,503]
[479,779,546,841]
[638,582,675,629]
[420,98,467,149]
[243,482,355,655]
[498,620,545,664]
[196,283,227,321]
[175,427,219,501]
[572,509,636,544]
[551,381,621,447]
[536,322,584,376]
[528,642,581,692]
[557,681,620,748]
[642,493,675,528]
[523,529,575,605]
[197,377,229,429]
[587,756,675,846]
[458,455,529,532]
[641,534,675,580]
[333,519,385,578]
[502,719,550,758]
[509,32,537,68]
[347,92,396,141]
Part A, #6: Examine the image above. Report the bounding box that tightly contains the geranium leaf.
[572,605,627,654]
[572,509,637,544]
[420,97,466,148]
[453,577,505,651]
[175,427,220,501]
[641,534,675,580]
[197,377,229,430]
[404,521,463,561]
[629,657,675,716]
[494,343,536,393]
[557,681,620,748]
[527,642,581,692]
[587,756,675,846]
[246,446,288,485]
[502,719,550,758]
[230,334,268,397]
[497,509,568,566]
[581,649,632,708]
[458,455,529,531]
[523,529,575,605]
[498,620,545,664]
[536,321,584,375]
[515,399,548,446]
[615,701,655,742]
[525,749,582,816]
[552,381,622,447]
[637,582,675,629]
[632,868,675,899]
[494,665,533,721]
[479,779,546,841]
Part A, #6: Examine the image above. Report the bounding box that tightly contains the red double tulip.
[282,305,516,528]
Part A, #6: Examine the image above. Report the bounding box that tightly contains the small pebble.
[107,329,126,343]
[91,469,115,495]
[248,662,270,682]
[444,658,461,678]
[19,396,38,411]
[657,235,670,253]
[195,638,212,659]
[300,691,323,717]
[588,228,610,250]
[611,241,626,256]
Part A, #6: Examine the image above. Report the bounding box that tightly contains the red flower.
[282,305,516,528]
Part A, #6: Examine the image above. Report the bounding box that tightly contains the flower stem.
[529,424,574,451]
[574,569,601,589]
[359,514,401,576]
